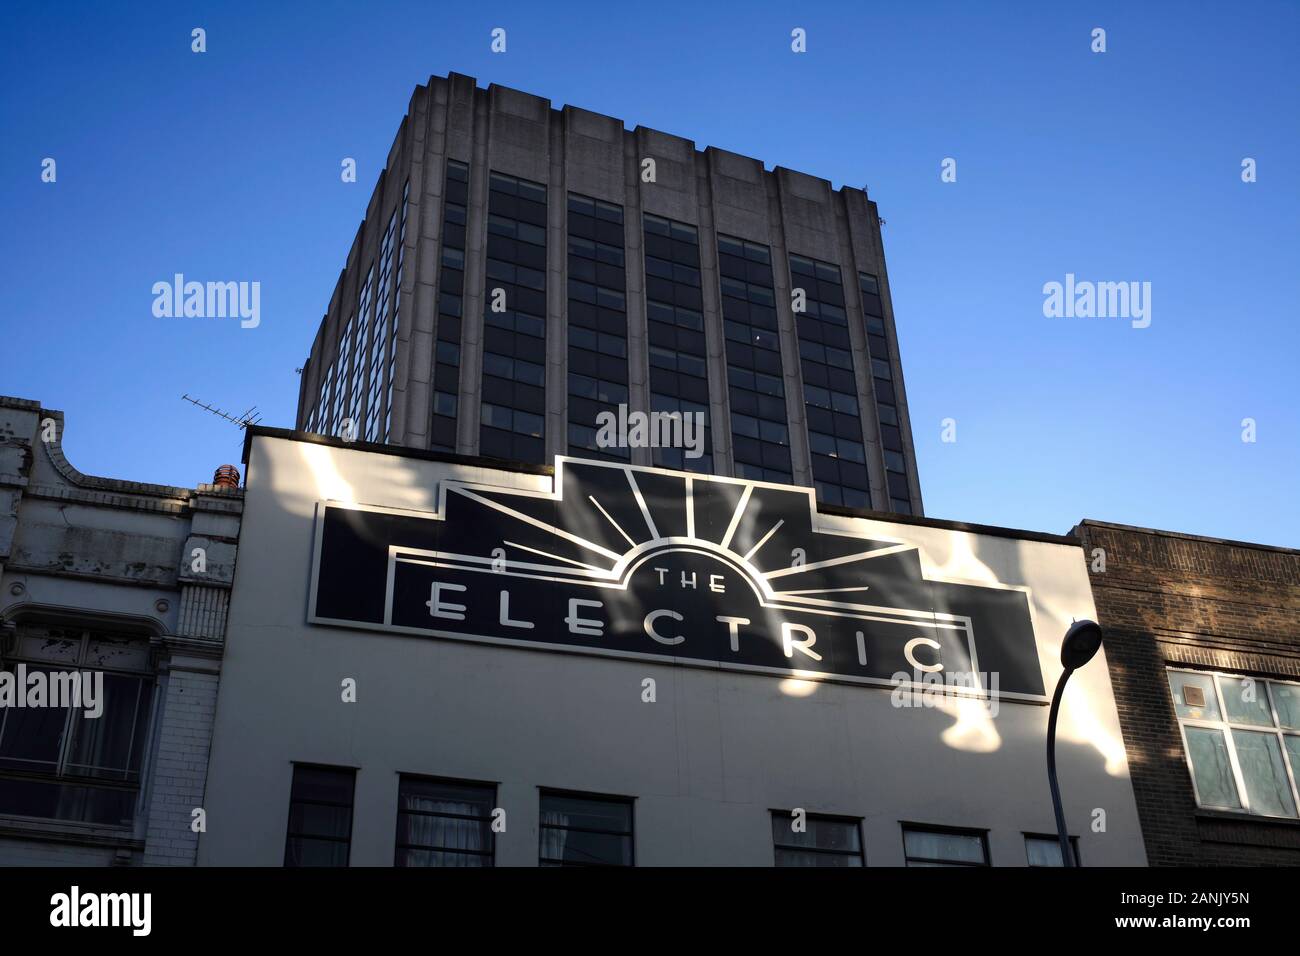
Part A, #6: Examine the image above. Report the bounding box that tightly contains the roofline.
[242,426,1079,547]
[1073,519,1299,556]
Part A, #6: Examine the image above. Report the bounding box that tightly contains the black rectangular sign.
[308,458,1048,700]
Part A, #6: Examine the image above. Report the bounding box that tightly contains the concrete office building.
[0,396,242,866]
[198,428,1145,866]
[295,73,923,516]
[1074,520,1300,865]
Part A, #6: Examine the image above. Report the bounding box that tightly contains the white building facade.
[199,429,1145,867]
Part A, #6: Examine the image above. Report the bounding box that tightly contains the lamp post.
[1046,619,1104,867]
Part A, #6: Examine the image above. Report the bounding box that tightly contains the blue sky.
[2,1,1297,545]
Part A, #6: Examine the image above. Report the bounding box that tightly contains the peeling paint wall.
[0,395,243,866]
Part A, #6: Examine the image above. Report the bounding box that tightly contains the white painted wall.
[199,435,1146,866]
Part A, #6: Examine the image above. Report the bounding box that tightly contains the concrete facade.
[295,72,924,517]
[1074,520,1300,865]
[197,430,1145,866]
[0,396,242,866]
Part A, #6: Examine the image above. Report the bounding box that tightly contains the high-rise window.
[567,193,629,460]
[644,213,711,471]
[331,314,353,436]
[431,161,469,452]
[719,235,790,483]
[859,272,910,514]
[902,825,989,866]
[771,812,864,866]
[538,790,634,867]
[394,776,496,867]
[283,764,355,867]
[348,267,373,438]
[366,207,398,442]
[789,254,869,508]
[384,179,410,441]
[480,172,547,463]
[0,623,154,828]
[315,363,333,434]
[1168,668,1300,818]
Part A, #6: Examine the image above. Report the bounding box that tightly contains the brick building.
[1074,520,1300,865]
[0,396,242,865]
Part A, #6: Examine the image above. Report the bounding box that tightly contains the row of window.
[305,182,409,444]
[303,167,914,515]
[285,764,1078,868]
[568,193,629,462]
[860,272,911,514]
[480,171,547,463]
[720,234,792,484]
[431,160,470,451]
[644,213,712,473]
[791,254,870,509]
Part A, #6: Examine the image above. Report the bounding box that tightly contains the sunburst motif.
[411,457,919,611]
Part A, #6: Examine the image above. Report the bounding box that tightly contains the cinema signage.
[308,458,1048,701]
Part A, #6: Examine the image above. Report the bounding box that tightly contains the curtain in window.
[1231,730,1296,816]
[1185,727,1241,809]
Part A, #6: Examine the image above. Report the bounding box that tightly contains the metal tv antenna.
[181,394,264,430]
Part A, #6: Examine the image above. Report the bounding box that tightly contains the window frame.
[1023,832,1081,867]
[0,622,157,828]
[283,762,357,867]
[393,773,497,867]
[1168,666,1300,819]
[537,787,635,868]
[900,823,990,867]
[770,810,865,867]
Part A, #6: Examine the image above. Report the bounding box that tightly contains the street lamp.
[1046,619,1104,867]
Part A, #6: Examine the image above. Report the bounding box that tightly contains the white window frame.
[1168,667,1300,819]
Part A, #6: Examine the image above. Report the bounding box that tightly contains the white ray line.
[719,484,753,551]
[685,477,695,540]
[588,495,637,549]
[453,487,622,561]
[625,469,659,540]
[776,585,873,596]
[742,518,784,562]
[763,543,913,580]
[503,540,607,572]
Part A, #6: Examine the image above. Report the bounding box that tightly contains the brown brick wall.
[1073,521,1300,866]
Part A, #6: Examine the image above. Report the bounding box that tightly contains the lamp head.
[1061,620,1104,671]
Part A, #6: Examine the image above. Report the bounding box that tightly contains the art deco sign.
[308,458,1047,700]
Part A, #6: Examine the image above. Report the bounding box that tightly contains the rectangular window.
[793,255,868,507]
[1024,834,1081,866]
[482,170,547,463]
[0,624,154,827]
[1169,668,1300,818]
[902,825,989,866]
[538,790,633,867]
[771,812,864,866]
[645,212,711,472]
[283,764,355,867]
[395,776,496,867]
[720,234,790,483]
[432,160,469,451]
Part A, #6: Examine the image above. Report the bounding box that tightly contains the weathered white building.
[0,396,241,865]
[199,428,1146,866]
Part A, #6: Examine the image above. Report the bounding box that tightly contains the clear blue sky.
[3,1,1297,546]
